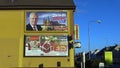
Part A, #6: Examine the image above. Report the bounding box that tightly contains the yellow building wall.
[0,10,75,68]
[0,10,24,68]
[69,10,75,67]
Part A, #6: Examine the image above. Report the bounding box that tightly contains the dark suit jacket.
[26,24,42,31]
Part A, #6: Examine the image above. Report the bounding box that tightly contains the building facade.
[0,0,76,67]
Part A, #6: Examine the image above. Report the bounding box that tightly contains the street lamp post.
[88,20,101,60]
[88,22,91,60]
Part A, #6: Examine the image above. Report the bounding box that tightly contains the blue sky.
[74,0,120,53]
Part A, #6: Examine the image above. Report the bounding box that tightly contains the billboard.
[25,11,68,32]
[104,51,113,66]
[74,25,79,40]
[24,35,68,56]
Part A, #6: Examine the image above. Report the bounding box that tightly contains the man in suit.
[26,12,42,31]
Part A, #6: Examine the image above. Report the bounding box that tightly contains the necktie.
[33,27,36,31]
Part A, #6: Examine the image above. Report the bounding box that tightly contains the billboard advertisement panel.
[104,51,113,66]
[24,35,68,56]
[25,11,68,32]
